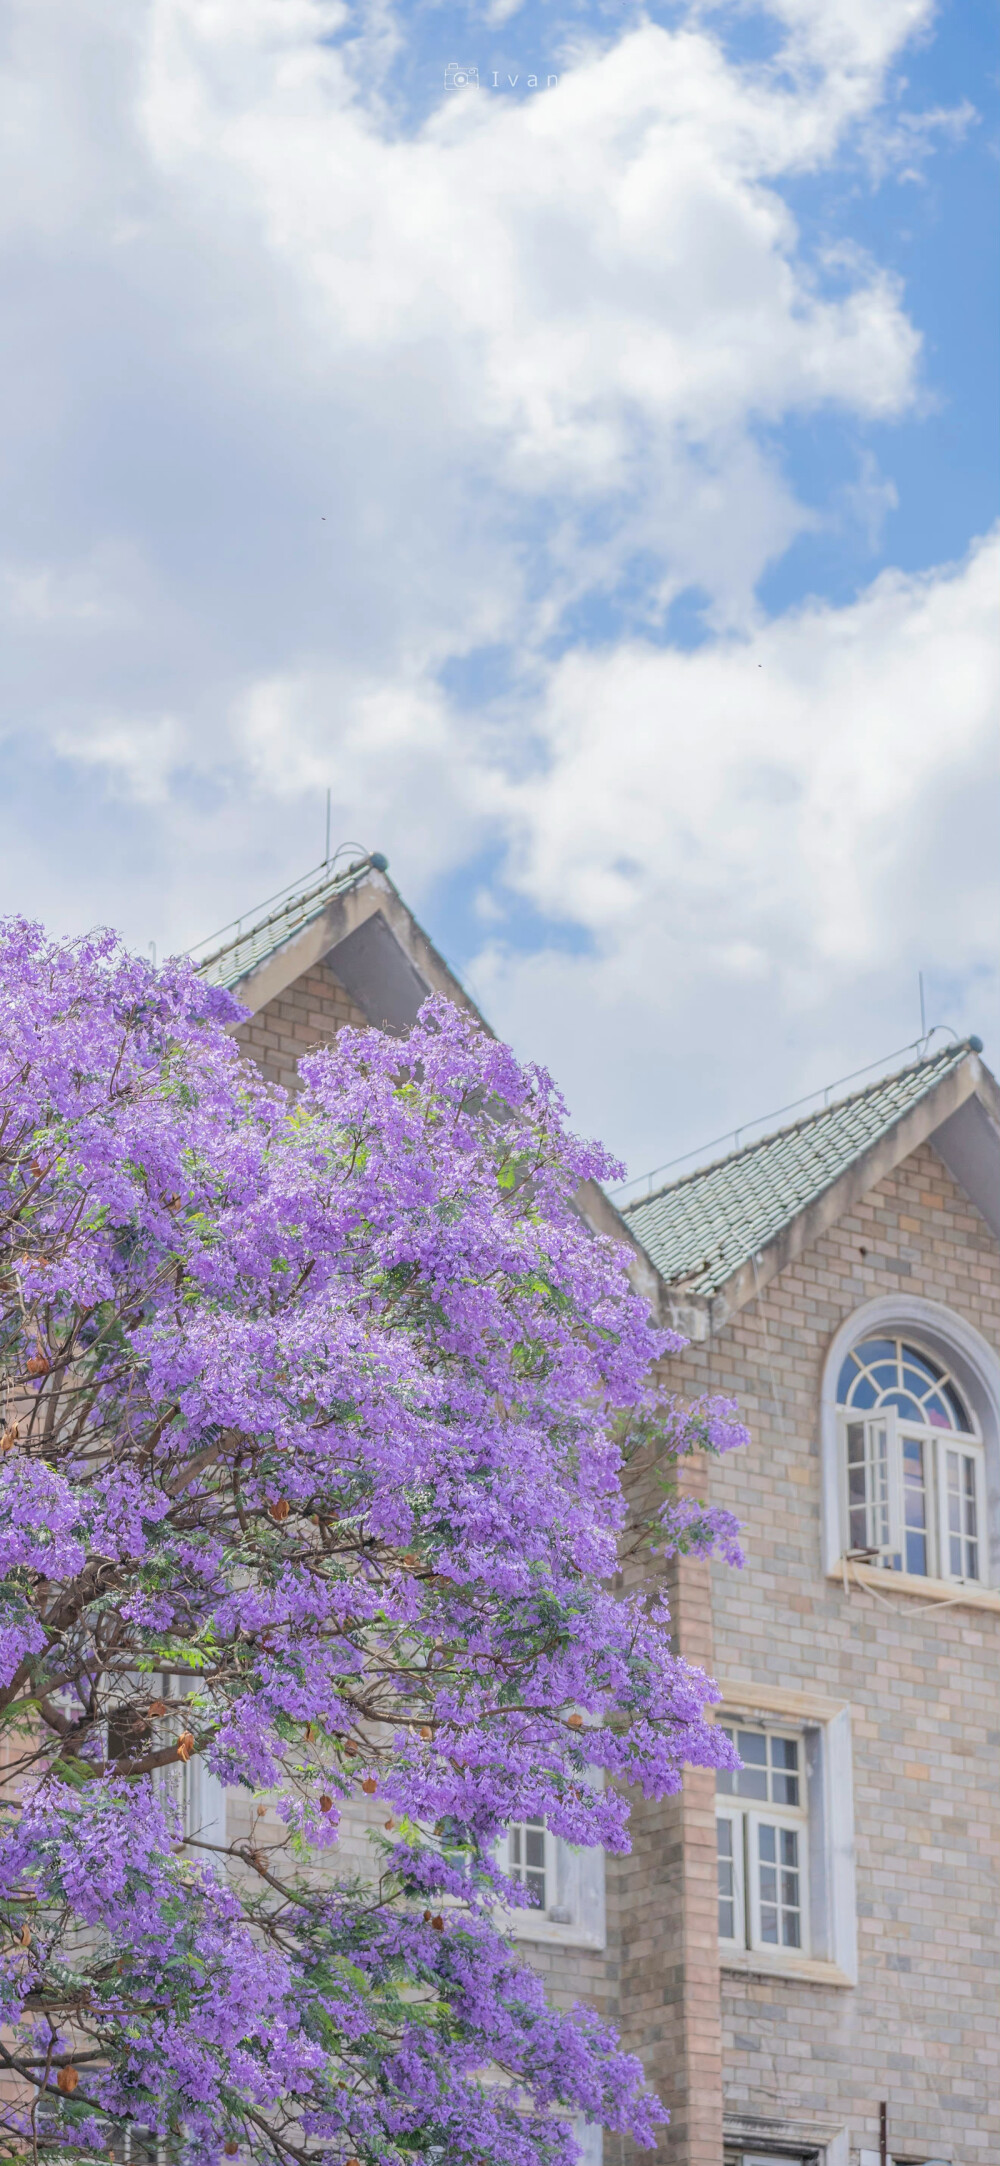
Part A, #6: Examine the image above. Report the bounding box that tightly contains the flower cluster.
[0,917,746,2166]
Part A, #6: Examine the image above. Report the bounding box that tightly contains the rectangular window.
[717,1726,801,1806]
[749,1816,804,1949]
[716,1727,809,1958]
[496,1810,606,1948]
[501,1817,549,1909]
[716,1805,744,1945]
[902,1433,928,1576]
[939,1440,982,1582]
[842,1413,901,1564]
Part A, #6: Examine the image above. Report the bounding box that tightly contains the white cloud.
[0,0,992,1168]
[473,530,1000,1167]
[53,713,187,805]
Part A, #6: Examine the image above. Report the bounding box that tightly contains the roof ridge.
[193,853,385,987]
[621,1041,971,1218]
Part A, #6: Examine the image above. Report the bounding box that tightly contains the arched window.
[836,1333,985,1582]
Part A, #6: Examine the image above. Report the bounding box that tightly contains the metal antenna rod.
[919,971,926,1039]
[325,789,331,865]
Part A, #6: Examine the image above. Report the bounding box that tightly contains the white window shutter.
[935,1435,986,1583]
[840,1409,901,1561]
[881,1407,904,1564]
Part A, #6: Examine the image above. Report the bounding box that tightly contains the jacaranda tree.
[0,919,746,2166]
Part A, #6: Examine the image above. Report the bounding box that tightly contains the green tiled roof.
[192,856,380,992]
[621,1045,972,1297]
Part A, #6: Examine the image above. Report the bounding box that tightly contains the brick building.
[195,855,999,2166]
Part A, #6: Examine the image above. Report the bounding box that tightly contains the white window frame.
[496,1815,556,1914]
[495,1812,606,1949]
[821,1296,1000,1596]
[935,1433,987,1585]
[716,1803,745,1950]
[836,1406,988,1587]
[715,1690,857,1987]
[746,1809,810,1957]
[715,1724,810,1960]
[839,1408,902,1566]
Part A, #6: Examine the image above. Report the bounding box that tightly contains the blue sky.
[0,0,996,1176]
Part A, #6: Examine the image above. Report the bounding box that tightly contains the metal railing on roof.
[610,1028,972,1204]
[190,846,383,989]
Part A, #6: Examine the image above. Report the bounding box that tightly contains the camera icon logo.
[444,62,479,89]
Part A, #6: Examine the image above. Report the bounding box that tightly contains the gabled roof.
[622,1041,1000,1330]
[193,856,378,992]
[191,853,486,1033]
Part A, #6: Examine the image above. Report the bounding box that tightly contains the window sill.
[496,1910,605,1952]
[829,1559,1000,1613]
[720,1946,854,1988]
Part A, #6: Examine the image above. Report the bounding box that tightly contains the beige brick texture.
[618,1138,999,2165]
[233,958,368,1089]
[232,966,998,2166]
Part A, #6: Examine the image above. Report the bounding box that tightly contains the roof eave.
[703,1050,996,1333]
[219,866,489,1035]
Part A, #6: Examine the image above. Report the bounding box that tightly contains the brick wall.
[649,1139,1000,2164]
[232,970,999,2163]
[232,957,368,1088]
[610,1449,724,2166]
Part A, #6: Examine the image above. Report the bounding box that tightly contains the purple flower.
[0,919,747,2166]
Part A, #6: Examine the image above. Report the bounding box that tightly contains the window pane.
[735,1730,768,1799]
[770,1736,799,1807]
[902,1364,932,1397]
[901,1343,942,1384]
[944,1452,981,1580]
[847,1374,877,1410]
[754,1823,802,1950]
[716,1725,735,1794]
[944,1381,972,1431]
[779,1826,801,1947]
[854,1338,896,1365]
[902,1435,927,1576]
[836,1356,859,1402]
[756,1823,779,1943]
[717,1819,736,1940]
[846,1420,889,1552]
[508,1818,547,1907]
[883,1391,922,1422]
[945,1448,967,1575]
